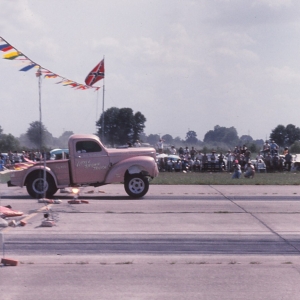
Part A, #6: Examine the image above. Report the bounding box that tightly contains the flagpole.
[85,56,105,139]
[37,66,42,150]
[101,56,105,141]
[36,66,46,198]
[96,89,99,130]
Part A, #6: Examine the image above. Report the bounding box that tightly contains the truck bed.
[9,159,70,188]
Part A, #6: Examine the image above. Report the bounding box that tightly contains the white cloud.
[267,66,300,83]
[2,0,300,142]
[0,1,44,33]
[95,37,120,49]
[254,0,292,9]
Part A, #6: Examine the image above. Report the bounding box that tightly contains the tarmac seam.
[210,185,300,254]
[44,210,300,214]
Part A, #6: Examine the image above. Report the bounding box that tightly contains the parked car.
[251,159,266,173]
[50,149,69,160]
[291,154,300,171]
[202,153,227,172]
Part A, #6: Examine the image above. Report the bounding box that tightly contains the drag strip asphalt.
[1,184,300,257]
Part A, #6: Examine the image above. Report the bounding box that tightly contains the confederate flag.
[85,59,105,86]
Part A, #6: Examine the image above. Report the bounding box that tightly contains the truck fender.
[105,156,157,183]
[23,166,58,187]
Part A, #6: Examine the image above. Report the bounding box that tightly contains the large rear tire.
[26,172,58,198]
[124,174,149,198]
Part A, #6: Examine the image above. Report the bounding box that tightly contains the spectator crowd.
[0,139,294,175]
[155,139,294,174]
[0,150,51,171]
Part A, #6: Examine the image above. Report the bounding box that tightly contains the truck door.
[72,140,109,184]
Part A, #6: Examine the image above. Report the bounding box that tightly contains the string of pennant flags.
[0,36,104,91]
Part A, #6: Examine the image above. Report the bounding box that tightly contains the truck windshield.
[76,141,102,153]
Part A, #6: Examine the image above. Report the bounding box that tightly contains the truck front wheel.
[124,174,149,198]
[26,172,58,198]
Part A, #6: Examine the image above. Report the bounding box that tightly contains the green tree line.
[1,106,300,154]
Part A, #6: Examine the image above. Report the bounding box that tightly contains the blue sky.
[1,0,300,141]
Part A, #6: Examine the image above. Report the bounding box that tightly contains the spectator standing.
[178,147,184,156]
[170,146,176,155]
[226,150,234,172]
[195,151,202,161]
[46,152,51,160]
[241,145,247,155]
[23,151,29,160]
[272,154,279,171]
[12,151,20,164]
[134,140,141,147]
[190,147,196,160]
[244,149,251,163]
[157,139,164,154]
[188,157,194,171]
[264,153,272,172]
[8,150,13,164]
[279,155,284,172]
[256,153,264,161]
[202,153,208,171]
[239,153,245,170]
[158,158,165,171]
[262,141,270,157]
[270,140,279,156]
[285,152,293,171]
[35,151,42,161]
[194,159,201,171]
[29,151,35,161]
[184,146,189,154]
[210,151,216,171]
[20,151,26,162]
[218,152,225,171]
[239,146,243,154]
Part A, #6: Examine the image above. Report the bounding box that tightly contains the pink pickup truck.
[8,134,159,198]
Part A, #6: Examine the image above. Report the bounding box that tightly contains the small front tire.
[124,174,149,198]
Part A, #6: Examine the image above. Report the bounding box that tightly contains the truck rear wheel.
[124,174,149,198]
[26,172,58,198]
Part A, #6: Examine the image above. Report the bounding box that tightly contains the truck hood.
[107,147,156,162]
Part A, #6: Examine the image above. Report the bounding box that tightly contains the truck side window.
[76,141,102,153]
